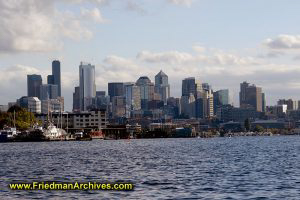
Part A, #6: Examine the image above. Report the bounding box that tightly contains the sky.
[1,0,300,111]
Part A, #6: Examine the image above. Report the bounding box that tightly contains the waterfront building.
[36,110,108,130]
[155,70,170,104]
[216,104,259,122]
[28,97,41,113]
[79,62,96,111]
[27,74,42,98]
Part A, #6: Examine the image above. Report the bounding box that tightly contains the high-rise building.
[213,89,229,114]
[41,99,63,114]
[136,76,154,110]
[112,96,126,118]
[73,86,80,112]
[262,93,266,112]
[96,91,106,97]
[108,82,124,101]
[79,62,96,111]
[47,75,54,85]
[40,84,58,100]
[27,74,42,98]
[155,70,170,104]
[195,84,214,119]
[124,83,141,118]
[182,77,196,97]
[52,60,61,96]
[239,81,263,112]
[278,99,298,110]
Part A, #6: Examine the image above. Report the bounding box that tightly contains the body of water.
[0,136,300,199]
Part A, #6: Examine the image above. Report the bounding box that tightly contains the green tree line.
[0,105,38,130]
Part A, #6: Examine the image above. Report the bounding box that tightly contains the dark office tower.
[108,82,124,101]
[182,77,202,97]
[47,75,54,85]
[262,93,266,112]
[96,91,106,97]
[239,81,250,108]
[155,70,170,104]
[73,86,80,112]
[52,60,61,96]
[239,81,263,112]
[182,77,196,97]
[40,84,58,100]
[27,74,42,98]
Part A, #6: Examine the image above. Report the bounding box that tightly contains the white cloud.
[167,0,194,6]
[0,0,107,53]
[137,50,194,64]
[80,8,107,23]
[264,34,300,49]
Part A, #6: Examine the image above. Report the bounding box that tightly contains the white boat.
[0,127,17,138]
[43,122,67,139]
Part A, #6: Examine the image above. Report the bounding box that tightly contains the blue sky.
[1,0,300,111]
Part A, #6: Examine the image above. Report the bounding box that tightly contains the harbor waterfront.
[1,136,300,199]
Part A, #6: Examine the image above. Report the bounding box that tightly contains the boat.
[43,122,67,140]
[74,131,92,141]
[0,127,18,142]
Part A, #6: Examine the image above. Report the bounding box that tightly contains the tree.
[0,107,37,130]
[244,118,250,131]
[254,125,264,132]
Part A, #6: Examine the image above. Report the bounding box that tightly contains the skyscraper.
[73,86,80,112]
[108,82,124,101]
[27,74,42,98]
[40,84,58,100]
[182,77,202,97]
[155,70,170,104]
[136,76,154,110]
[47,75,54,85]
[52,60,61,97]
[124,83,141,118]
[79,62,96,111]
[239,81,263,112]
[213,89,229,114]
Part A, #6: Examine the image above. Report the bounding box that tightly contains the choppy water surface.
[0,136,300,199]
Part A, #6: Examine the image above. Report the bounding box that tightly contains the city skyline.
[2,1,300,111]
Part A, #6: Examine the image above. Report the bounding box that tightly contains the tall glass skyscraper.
[27,74,42,98]
[155,70,170,104]
[79,62,96,111]
[52,60,61,97]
